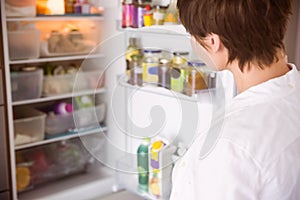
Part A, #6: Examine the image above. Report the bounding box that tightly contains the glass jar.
[152,5,166,25]
[173,51,189,66]
[158,58,171,88]
[129,54,143,86]
[164,0,179,25]
[184,60,208,96]
[142,49,162,83]
[170,51,189,93]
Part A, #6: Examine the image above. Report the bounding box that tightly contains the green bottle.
[137,138,150,193]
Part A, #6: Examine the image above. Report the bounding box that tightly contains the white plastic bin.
[8,29,40,60]
[43,70,105,96]
[45,103,106,136]
[10,69,43,102]
[13,107,46,146]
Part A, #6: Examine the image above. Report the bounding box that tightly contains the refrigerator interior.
[1,0,299,199]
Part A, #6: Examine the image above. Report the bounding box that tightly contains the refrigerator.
[1,0,299,200]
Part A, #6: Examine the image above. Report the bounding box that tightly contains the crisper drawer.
[0,107,10,192]
[0,69,3,105]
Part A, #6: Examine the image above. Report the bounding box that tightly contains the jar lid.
[144,49,162,54]
[188,60,206,67]
[159,58,171,65]
[173,51,189,56]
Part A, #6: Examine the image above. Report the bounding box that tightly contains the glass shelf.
[15,126,107,151]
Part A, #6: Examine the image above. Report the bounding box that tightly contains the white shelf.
[6,15,104,22]
[119,76,216,103]
[121,25,189,36]
[15,126,108,151]
[12,88,106,106]
[9,53,105,65]
[18,165,115,200]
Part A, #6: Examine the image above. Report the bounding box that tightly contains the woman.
[171,0,300,199]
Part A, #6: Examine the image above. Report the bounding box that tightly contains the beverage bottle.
[122,0,134,28]
[81,0,91,14]
[74,0,82,14]
[164,0,179,25]
[132,0,145,28]
[143,4,153,27]
[137,138,150,192]
[126,37,141,76]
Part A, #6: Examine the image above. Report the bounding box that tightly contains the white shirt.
[170,64,300,200]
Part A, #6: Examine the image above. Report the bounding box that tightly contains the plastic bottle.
[132,0,146,28]
[122,0,134,28]
[143,5,153,27]
[81,0,91,14]
[74,0,82,14]
[137,138,150,193]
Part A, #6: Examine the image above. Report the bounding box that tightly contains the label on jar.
[153,12,165,20]
[143,63,158,83]
[170,68,186,92]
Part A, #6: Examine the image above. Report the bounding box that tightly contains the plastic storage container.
[40,30,97,57]
[8,29,40,60]
[13,107,46,146]
[43,70,105,96]
[45,103,106,136]
[15,139,93,192]
[11,69,43,102]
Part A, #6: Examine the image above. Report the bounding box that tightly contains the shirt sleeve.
[193,139,261,200]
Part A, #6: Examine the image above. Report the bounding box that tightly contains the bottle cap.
[188,60,206,67]
[173,51,189,56]
[144,49,162,54]
[65,104,73,113]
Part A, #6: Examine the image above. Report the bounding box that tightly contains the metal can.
[158,58,171,88]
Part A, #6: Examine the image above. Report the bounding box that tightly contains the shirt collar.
[227,64,299,111]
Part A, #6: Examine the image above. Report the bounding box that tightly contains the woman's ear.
[205,33,222,53]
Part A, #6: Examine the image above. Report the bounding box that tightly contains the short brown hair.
[177,0,292,71]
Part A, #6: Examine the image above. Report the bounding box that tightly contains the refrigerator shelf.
[12,88,106,106]
[120,25,189,36]
[6,15,104,22]
[119,75,217,104]
[9,53,105,65]
[14,126,107,151]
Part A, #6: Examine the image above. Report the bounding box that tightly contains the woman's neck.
[228,51,290,93]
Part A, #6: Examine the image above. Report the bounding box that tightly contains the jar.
[142,49,162,83]
[158,58,171,88]
[129,54,143,86]
[153,5,166,25]
[184,60,208,96]
[173,51,189,66]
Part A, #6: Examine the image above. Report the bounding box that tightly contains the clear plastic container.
[45,103,106,136]
[8,29,40,60]
[16,139,93,193]
[42,70,105,96]
[10,69,43,102]
[13,107,46,146]
[40,30,97,57]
